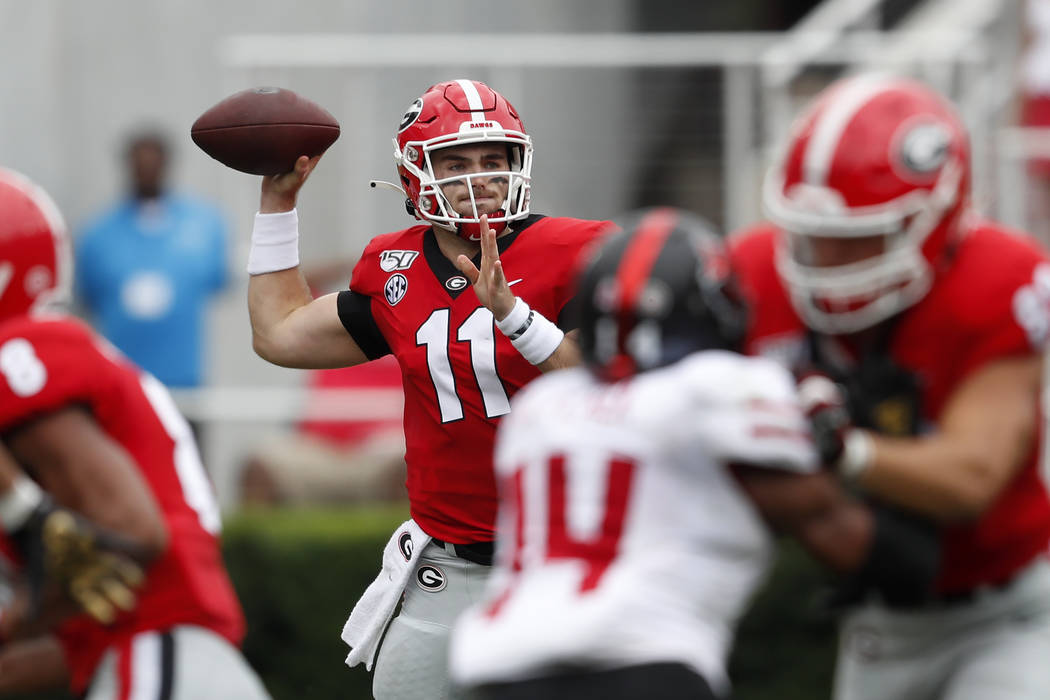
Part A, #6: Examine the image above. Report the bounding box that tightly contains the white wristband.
[0,476,43,531]
[495,297,531,336]
[495,297,564,365]
[838,429,875,480]
[247,209,300,275]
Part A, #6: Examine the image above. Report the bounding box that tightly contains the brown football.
[191,87,340,175]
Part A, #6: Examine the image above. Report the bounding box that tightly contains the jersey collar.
[422,214,544,299]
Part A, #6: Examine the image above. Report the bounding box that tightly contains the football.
[191,87,341,175]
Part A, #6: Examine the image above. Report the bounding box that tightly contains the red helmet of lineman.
[0,167,71,323]
[762,74,971,334]
[394,78,533,240]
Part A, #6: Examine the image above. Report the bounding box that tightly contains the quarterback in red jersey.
[730,74,1050,700]
[245,78,608,698]
[0,168,270,699]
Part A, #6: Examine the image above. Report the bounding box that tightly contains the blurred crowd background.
[2,1,1047,696]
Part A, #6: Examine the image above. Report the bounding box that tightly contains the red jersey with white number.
[729,220,1050,593]
[450,352,817,692]
[339,215,608,543]
[0,314,244,694]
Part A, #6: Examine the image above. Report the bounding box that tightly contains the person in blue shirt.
[76,129,229,390]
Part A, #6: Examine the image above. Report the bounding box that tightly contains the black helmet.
[574,207,747,381]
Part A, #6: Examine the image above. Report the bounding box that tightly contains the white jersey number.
[416,307,512,423]
[0,338,48,397]
[1013,263,1050,348]
[140,373,222,535]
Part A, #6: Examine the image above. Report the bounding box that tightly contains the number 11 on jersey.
[416,307,512,422]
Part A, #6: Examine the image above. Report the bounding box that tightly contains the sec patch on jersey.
[384,274,408,306]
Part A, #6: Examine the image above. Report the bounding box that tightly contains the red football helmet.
[393,79,533,240]
[762,74,971,334]
[0,167,71,323]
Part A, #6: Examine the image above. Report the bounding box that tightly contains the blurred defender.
[731,74,1050,699]
[0,168,270,699]
[451,209,938,699]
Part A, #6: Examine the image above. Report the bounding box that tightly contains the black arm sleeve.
[557,294,580,332]
[859,503,941,607]
[336,290,392,360]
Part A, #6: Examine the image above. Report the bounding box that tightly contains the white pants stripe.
[127,632,163,700]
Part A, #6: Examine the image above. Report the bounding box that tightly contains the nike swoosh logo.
[508,279,523,287]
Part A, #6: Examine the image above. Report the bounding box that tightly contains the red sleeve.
[952,229,1050,377]
[549,218,614,327]
[348,237,384,295]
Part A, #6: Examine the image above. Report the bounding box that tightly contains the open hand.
[454,215,517,321]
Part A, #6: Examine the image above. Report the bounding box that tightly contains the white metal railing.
[220,29,991,251]
[171,387,404,423]
[997,126,1050,233]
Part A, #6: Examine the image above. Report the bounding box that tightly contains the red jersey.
[337,215,608,543]
[729,220,1050,593]
[0,315,244,694]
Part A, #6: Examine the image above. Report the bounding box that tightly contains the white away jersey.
[450,351,817,693]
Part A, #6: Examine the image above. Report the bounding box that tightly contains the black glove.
[842,355,922,437]
[819,499,941,612]
[9,499,144,625]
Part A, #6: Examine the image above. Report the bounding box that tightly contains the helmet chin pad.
[454,215,509,241]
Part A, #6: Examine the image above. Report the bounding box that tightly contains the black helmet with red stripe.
[575,207,747,381]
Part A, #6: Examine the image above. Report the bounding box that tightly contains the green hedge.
[224,507,839,700]
[12,507,839,699]
[224,505,412,700]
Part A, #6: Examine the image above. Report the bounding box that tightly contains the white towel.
[341,519,431,670]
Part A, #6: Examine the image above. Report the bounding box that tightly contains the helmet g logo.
[895,121,951,182]
[398,98,423,133]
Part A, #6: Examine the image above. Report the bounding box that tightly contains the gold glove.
[41,510,144,624]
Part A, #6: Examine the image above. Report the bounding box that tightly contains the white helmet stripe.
[802,74,897,186]
[455,79,487,122]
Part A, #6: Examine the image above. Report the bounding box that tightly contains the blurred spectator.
[1020,0,1050,244]
[239,357,406,506]
[75,128,229,390]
